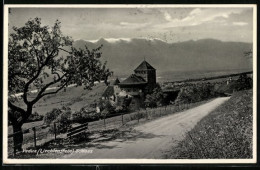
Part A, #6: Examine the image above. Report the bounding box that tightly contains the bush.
[216,76,253,94]
[44,108,62,125]
[72,107,98,123]
[54,110,72,133]
[117,96,132,112]
[98,98,117,114]
[144,83,167,108]
[115,106,123,113]
[174,83,218,104]
[45,106,72,133]
[26,111,44,122]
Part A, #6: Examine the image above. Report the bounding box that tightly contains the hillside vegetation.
[165,89,253,159]
[14,83,107,116]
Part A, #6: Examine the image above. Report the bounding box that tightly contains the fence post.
[54,122,57,140]
[121,113,124,125]
[32,127,37,148]
[103,116,106,128]
[13,145,16,157]
[137,110,140,123]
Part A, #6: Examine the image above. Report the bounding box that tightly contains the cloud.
[190,8,202,15]
[119,21,151,28]
[163,11,172,21]
[157,8,246,29]
[9,7,253,43]
[233,22,248,26]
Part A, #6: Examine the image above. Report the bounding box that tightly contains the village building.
[102,60,157,110]
[102,77,121,102]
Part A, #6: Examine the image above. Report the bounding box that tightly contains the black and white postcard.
[3,4,257,164]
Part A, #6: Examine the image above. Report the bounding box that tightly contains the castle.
[102,60,157,110]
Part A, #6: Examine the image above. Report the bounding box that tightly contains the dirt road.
[63,97,230,159]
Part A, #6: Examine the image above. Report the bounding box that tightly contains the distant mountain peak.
[81,37,170,44]
[72,38,252,75]
[84,37,132,44]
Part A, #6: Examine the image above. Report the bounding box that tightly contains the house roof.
[111,78,120,85]
[119,74,147,85]
[134,60,156,71]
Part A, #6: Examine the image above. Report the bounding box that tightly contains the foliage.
[8,17,112,148]
[72,107,98,123]
[216,74,252,94]
[49,106,72,133]
[26,111,43,122]
[98,98,116,114]
[120,96,132,111]
[174,83,217,104]
[44,108,62,125]
[144,83,167,108]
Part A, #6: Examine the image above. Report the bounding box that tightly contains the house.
[119,60,157,109]
[119,60,156,94]
[102,60,157,110]
[102,77,121,102]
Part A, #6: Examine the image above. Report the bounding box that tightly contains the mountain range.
[72,38,253,76]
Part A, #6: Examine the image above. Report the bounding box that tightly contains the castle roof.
[111,78,120,85]
[134,60,156,71]
[119,74,147,85]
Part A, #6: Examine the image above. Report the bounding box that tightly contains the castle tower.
[134,60,156,86]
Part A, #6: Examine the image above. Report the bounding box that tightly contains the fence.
[8,100,209,157]
[88,100,208,131]
[8,121,64,157]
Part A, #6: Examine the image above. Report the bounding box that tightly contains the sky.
[8,6,254,43]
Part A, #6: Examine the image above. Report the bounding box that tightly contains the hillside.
[165,89,253,159]
[73,38,252,75]
[15,83,107,116]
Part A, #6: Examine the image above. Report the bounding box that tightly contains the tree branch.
[31,73,67,104]
[8,101,26,115]
[39,79,71,98]
[23,48,57,105]
[58,48,71,54]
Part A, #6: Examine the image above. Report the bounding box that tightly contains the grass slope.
[14,83,107,116]
[165,89,253,159]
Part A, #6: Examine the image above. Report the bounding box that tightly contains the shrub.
[44,106,72,133]
[49,107,72,133]
[26,111,44,122]
[98,98,117,114]
[117,96,132,112]
[72,107,98,123]
[174,83,217,104]
[216,76,253,94]
[144,83,167,108]
[115,106,123,113]
[44,108,62,125]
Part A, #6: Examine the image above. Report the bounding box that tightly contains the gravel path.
[63,97,230,159]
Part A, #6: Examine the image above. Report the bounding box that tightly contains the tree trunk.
[12,124,23,152]
[9,101,34,153]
